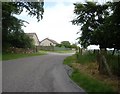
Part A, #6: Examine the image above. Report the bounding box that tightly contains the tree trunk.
[97,49,112,77]
[101,55,112,77]
[117,50,120,76]
[112,48,115,55]
[78,47,82,55]
[78,47,80,53]
[97,53,106,74]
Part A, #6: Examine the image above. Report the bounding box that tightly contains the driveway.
[3,52,85,92]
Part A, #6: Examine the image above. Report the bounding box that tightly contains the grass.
[71,69,115,93]
[2,50,74,61]
[76,52,120,76]
[63,55,76,65]
[63,53,118,93]
[76,52,96,64]
[2,52,46,60]
[106,54,120,76]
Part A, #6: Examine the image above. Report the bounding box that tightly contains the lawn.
[2,52,46,60]
[63,53,119,93]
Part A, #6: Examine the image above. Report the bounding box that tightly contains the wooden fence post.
[97,49,113,77]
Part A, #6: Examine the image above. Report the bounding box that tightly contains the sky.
[15,0,112,46]
[15,0,82,44]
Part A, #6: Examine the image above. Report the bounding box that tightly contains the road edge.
[64,65,87,93]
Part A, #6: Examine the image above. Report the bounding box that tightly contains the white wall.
[40,39,56,46]
[32,34,40,46]
[28,34,40,46]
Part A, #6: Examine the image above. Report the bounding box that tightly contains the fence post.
[97,49,112,77]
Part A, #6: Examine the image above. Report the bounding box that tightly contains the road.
[3,52,85,92]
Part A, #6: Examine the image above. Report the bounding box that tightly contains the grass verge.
[71,69,115,93]
[63,54,76,65]
[2,52,46,60]
[63,54,118,93]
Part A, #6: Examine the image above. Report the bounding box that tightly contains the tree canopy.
[61,41,71,48]
[2,1,44,50]
[72,1,120,50]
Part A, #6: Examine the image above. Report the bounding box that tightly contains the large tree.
[2,1,44,50]
[72,1,120,50]
[72,1,120,76]
[111,2,120,50]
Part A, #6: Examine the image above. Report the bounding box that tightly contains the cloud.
[15,0,112,45]
[44,0,85,3]
[18,2,80,43]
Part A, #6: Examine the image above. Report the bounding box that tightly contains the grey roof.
[26,33,40,43]
[40,38,58,44]
[26,33,39,40]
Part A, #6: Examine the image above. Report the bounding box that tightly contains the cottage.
[40,38,58,46]
[26,33,40,46]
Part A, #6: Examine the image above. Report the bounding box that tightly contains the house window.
[50,43,52,46]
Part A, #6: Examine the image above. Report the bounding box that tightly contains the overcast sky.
[15,0,112,45]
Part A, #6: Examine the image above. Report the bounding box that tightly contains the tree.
[72,1,120,76]
[111,2,120,50]
[8,31,34,48]
[56,44,62,47]
[61,41,71,48]
[2,1,44,50]
[71,43,78,49]
[72,2,119,50]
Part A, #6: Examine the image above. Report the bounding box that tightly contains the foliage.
[71,43,78,49]
[8,32,34,48]
[2,2,44,50]
[56,42,78,49]
[111,2,120,50]
[56,44,62,47]
[72,1,120,50]
[61,41,71,48]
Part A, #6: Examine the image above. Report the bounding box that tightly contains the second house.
[40,38,58,46]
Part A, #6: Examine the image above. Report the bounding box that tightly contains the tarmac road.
[2,52,85,92]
